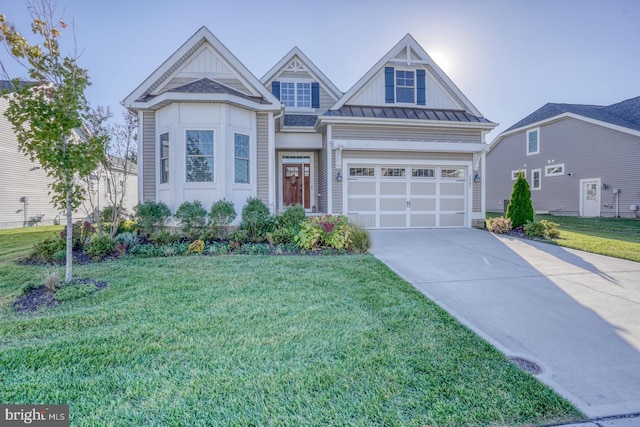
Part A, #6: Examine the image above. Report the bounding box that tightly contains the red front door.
[282,164,310,209]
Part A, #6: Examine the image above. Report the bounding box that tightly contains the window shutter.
[416,69,426,106]
[272,81,280,100]
[385,67,394,103]
[311,82,320,108]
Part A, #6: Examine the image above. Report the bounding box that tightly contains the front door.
[581,179,601,217]
[282,164,310,208]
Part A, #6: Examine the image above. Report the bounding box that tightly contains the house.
[123,27,496,228]
[0,81,138,229]
[486,97,640,218]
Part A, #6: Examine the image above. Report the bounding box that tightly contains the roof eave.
[128,92,281,112]
[318,115,497,130]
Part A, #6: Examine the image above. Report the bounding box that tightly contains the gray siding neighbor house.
[486,97,640,218]
[123,27,496,228]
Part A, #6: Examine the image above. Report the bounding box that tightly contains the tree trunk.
[65,189,73,283]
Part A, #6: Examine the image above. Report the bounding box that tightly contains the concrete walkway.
[370,229,640,425]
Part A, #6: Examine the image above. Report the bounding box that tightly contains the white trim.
[580,178,601,217]
[268,112,276,212]
[545,163,565,177]
[511,169,526,180]
[129,92,279,112]
[531,168,542,190]
[331,138,487,153]
[277,152,315,212]
[326,125,333,214]
[526,128,540,155]
[138,111,145,202]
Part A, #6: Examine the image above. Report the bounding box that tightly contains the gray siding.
[487,117,640,217]
[332,125,481,142]
[256,113,269,204]
[318,134,328,213]
[142,112,156,201]
[332,149,342,213]
[473,160,482,213]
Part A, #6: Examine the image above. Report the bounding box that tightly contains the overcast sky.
[2,0,639,140]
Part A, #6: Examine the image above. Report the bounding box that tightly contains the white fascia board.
[331,139,488,153]
[130,93,281,112]
[318,115,497,130]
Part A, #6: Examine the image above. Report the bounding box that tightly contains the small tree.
[506,172,534,228]
[1,1,106,282]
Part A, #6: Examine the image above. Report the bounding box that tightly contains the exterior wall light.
[336,171,342,182]
[473,173,481,183]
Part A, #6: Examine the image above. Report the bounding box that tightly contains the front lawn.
[0,251,584,426]
[487,213,640,262]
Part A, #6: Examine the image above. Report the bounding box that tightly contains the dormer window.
[272,81,319,109]
[385,67,426,105]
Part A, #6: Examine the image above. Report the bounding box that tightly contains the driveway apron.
[370,228,640,420]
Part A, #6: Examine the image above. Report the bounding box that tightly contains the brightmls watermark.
[1,405,68,426]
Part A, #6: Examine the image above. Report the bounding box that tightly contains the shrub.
[240,197,274,241]
[61,220,96,251]
[227,229,249,245]
[115,231,139,250]
[32,237,66,262]
[206,242,231,255]
[100,205,127,224]
[276,204,306,230]
[175,200,208,240]
[134,201,171,236]
[506,172,535,228]
[240,243,272,255]
[54,283,98,302]
[117,219,136,234]
[266,227,298,245]
[148,229,181,246]
[524,220,560,239]
[188,239,205,254]
[86,234,116,259]
[488,216,512,234]
[129,244,164,258]
[44,269,61,291]
[347,224,371,253]
[209,199,237,238]
[295,215,350,250]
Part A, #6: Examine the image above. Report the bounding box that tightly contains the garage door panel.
[410,214,436,227]
[410,198,436,211]
[348,198,376,211]
[440,198,465,211]
[441,182,465,196]
[380,214,406,227]
[380,182,406,195]
[348,181,376,195]
[350,214,376,228]
[380,198,406,211]
[410,182,437,195]
[440,214,466,227]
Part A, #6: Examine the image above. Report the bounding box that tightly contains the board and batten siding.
[256,113,270,204]
[331,125,481,143]
[142,112,156,201]
[486,117,640,217]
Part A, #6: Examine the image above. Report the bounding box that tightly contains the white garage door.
[346,164,468,228]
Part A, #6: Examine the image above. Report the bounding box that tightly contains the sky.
[1,0,639,141]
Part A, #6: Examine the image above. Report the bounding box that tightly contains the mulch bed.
[13,279,108,313]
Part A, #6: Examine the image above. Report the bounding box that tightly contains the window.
[545,164,564,177]
[280,82,311,108]
[531,168,541,190]
[412,168,435,178]
[511,169,526,180]
[186,130,214,182]
[160,132,169,184]
[441,168,465,179]
[396,70,415,103]
[381,167,406,177]
[350,167,375,177]
[234,133,250,184]
[527,128,539,155]
[296,82,311,108]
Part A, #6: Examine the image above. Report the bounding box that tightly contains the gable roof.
[260,46,342,101]
[122,26,280,110]
[330,34,483,117]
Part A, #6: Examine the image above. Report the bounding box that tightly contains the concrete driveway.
[370,228,640,423]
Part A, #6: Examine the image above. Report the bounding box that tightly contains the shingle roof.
[505,96,640,133]
[138,78,269,104]
[323,105,492,123]
[283,114,318,127]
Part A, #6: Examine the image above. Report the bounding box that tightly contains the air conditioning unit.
[630,205,639,212]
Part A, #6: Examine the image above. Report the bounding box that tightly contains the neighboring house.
[486,97,640,218]
[0,81,138,229]
[123,27,496,228]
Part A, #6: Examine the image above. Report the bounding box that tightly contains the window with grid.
[160,132,169,184]
[186,130,214,182]
[527,128,539,155]
[396,70,415,103]
[280,82,295,107]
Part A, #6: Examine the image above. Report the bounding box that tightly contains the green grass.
[0,230,584,426]
[487,213,640,262]
[0,225,62,265]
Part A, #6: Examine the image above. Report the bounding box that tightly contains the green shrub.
[274,243,299,255]
[347,224,371,253]
[129,244,164,258]
[228,229,249,245]
[134,201,171,236]
[240,243,272,255]
[115,231,139,250]
[32,237,66,262]
[175,200,208,240]
[188,239,205,254]
[148,229,181,246]
[209,199,237,238]
[295,215,350,250]
[44,269,61,291]
[61,220,96,250]
[240,197,274,241]
[266,227,298,245]
[86,234,116,259]
[55,283,98,302]
[206,242,231,255]
[524,220,560,239]
[100,205,127,224]
[276,204,306,230]
[488,216,512,234]
[117,219,136,234]
[506,172,535,228]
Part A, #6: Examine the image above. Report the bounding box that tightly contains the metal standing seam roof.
[323,105,493,123]
[505,96,640,133]
[283,115,318,127]
[136,77,270,104]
